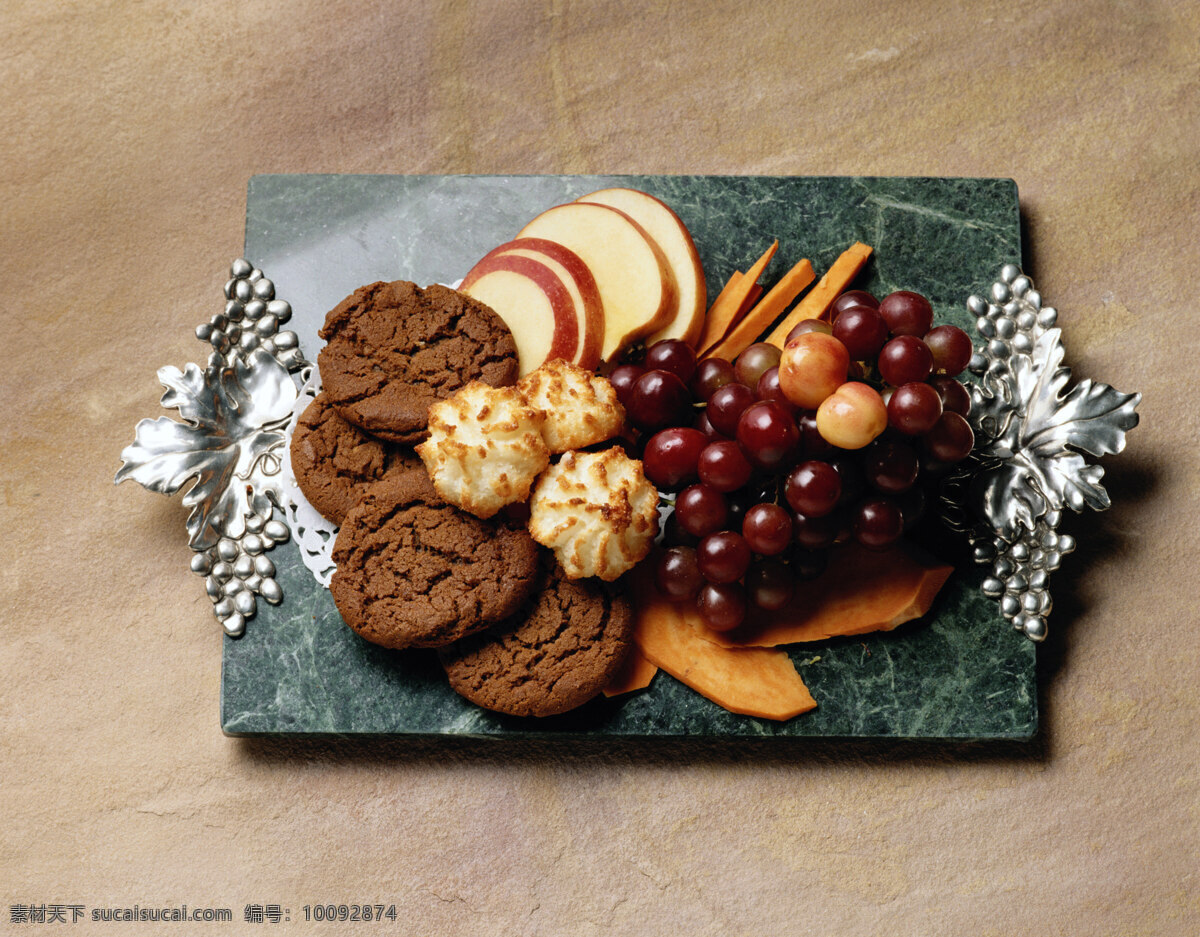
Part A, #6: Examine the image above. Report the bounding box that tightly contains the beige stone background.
[2,0,1196,934]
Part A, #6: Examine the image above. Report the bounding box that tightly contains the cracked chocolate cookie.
[317,280,519,444]
[439,559,635,717]
[330,470,539,650]
[290,393,424,524]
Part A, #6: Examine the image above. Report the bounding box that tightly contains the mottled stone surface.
[222,174,1035,739]
[7,2,1193,933]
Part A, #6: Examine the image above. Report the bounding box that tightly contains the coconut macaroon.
[516,358,625,454]
[527,448,659,581]
[416,381,550,518]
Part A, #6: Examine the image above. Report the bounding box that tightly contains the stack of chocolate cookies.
[290,280,634,718]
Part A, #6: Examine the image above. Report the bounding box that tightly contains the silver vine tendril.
[115,260,311,636]
[953,264,1140,642]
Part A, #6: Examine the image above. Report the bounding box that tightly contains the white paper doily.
[279,364,339,587]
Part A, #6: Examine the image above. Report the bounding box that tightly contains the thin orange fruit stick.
[704,256,816,362]
[696,240,779,354]
[708,270,743,313]
[763,241,873,348]
[735,282,764,319]
[692,271,742,348]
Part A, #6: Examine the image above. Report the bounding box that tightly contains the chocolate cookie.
[440,559,635,717]
[330,471,539,650]
[290,393,425,524]
[318,280,518,444]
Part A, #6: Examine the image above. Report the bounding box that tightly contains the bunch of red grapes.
[610,288,976,633]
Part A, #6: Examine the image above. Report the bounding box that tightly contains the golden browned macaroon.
[527,448,659,581]
[516,358,625,453]
[415,380,549,519]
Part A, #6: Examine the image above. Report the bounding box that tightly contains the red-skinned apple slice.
[576,187,706,348]
[467,237,603,371]
[460,253,578,376]
[517,202,677,362]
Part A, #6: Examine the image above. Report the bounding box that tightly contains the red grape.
[791,510,840,550]
[697,530,752,583]
[654,546,704,601]
[608,364,643,409]
[879,290,934,336]
[707,382,756,438]
[642,427,707,490]
[789,546,828,580]
[746,559,794,610]
[829,457,866,505]
[675,484,728,537]
[627,369,691,431]
[694,408,729,439]
[796,410,834,458]
[785,318,833,343]
[696,439,753,492]
[887,381,943,435]
[930,376,972,416]
[829,290,880,321]
[644,339,697,384]
[864,441,920,494]
[736,401,799,470]
[854,498,903,550]
[696,581,747,631]
[785,460,842,517]
[924,324,973,376]
[734,342,782,388]
[691,357,737,399]
[833,305,889,360]
[925,411,975,462]
[895,486,926,531]
[742,503,793,556]
[877,335,934,386]
[755,366,796,412]
[662,510,698,548]
[726,478,777,532]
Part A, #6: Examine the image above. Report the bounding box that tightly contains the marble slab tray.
[221,174,1037,739]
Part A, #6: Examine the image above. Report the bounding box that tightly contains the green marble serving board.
[221,174,1037,739]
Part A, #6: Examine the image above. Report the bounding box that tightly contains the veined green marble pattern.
[222,174,1036,739]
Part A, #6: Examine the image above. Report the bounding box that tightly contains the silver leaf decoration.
[962,265,1140,641]
[116,260,310,636]
[116,351,296,549]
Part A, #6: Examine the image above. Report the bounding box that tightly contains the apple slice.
[460,252,578,376]
[576,187,706,348]
[517,202,676,362]
[468,237,604,372]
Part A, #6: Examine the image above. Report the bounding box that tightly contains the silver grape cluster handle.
[958,265,1140,641]
[115,260,310,636]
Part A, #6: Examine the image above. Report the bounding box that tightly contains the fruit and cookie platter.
[283,187,997,721]
[118,175,1139,736]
